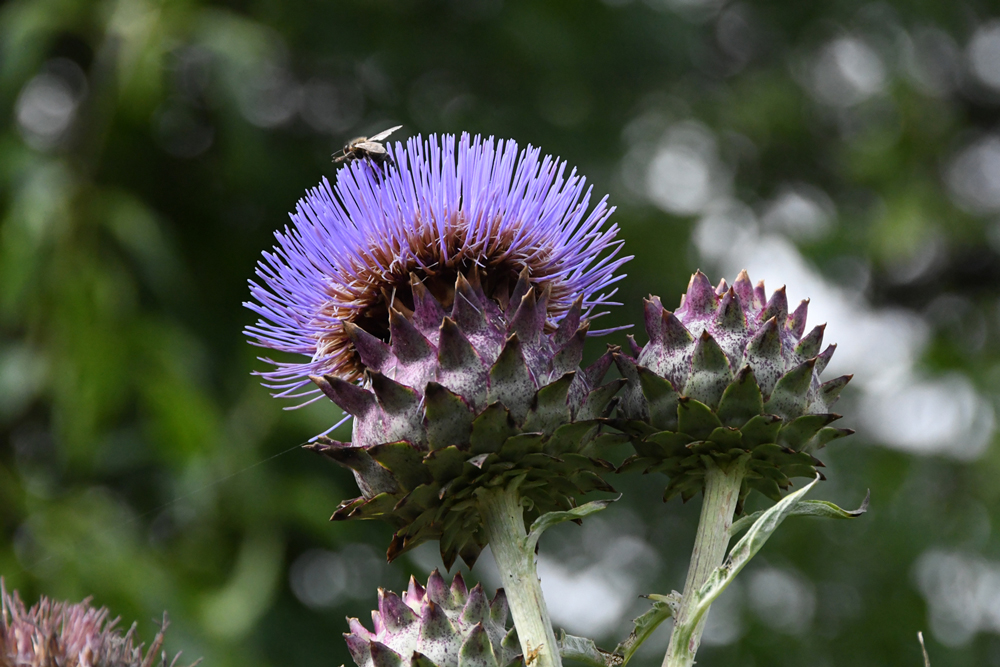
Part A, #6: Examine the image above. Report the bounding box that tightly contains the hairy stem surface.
[663,457,748,667]
[477,482,561,667]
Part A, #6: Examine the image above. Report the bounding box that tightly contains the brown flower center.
[316,213,568,380]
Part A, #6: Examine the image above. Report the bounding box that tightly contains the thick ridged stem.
[477,482,561,667]
[663,457,748,667]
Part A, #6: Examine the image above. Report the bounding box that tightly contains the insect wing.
[355,141,387,154]
[366,125,402,142]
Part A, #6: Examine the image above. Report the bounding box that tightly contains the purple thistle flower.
[0,580,194,667]
[245,133,630,405]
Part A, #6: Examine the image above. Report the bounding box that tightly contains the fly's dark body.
[333,125,402,168]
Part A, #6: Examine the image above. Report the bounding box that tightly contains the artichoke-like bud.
[0,580,192,667]
[308,267,622,568]
[615,270,854,505]
[345,570,518,667]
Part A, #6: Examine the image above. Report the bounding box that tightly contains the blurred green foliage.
[3,1,1000,666]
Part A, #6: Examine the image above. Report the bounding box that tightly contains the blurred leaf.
[525,494,619,553]
[728,490,870,536]
[558,630,618,667]
[612,592,681,666]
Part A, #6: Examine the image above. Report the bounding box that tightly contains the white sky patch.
[538,527,659,637]
[946,134,1000,214]
[536,557,632,636]
[237,61,301,128]
[861,374,994,460]
[15,59,88,151]
[646,122,731,216]
[809,36,887,107]
[967,20,1000,92]
[746,566,816,635]
[915,549,1000,646]
[899,27,961,97]
[700,580,745,646]
[290,544,385,609]
[759,183,835,242]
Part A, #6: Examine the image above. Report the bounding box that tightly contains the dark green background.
[2,0,1000,665]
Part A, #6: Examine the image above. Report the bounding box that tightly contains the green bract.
[309,268,622,568]
[615,270,853,506]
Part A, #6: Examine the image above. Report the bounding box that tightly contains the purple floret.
[245,132,630,404]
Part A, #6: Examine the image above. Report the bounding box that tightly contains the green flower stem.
[663,456,749,667]
[477,482,561,667]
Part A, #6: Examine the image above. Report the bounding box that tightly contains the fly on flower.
[333,125,402,168]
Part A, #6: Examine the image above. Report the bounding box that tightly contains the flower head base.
[246,133,628,400]
[0,581,190,667]
[345,570,517,667]
[615,270,854,506]
[308,270,621,568]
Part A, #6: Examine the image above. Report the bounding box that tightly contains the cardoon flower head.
[0,581,191,667]
[616,270,854,506]
[245,133,630,568]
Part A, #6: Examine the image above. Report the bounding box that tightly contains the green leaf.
[526,495,620,553]
[577,378,627,422]
[706,426,743,449]
[762,359,815,420]
[332,492,400,522]
[557,630,618,667]
[470,403,518,454]
[368,442,433,489]
[739,414,782,447]
[729,490,870,536]
[411,652,441,667]
[545,421,598,456]
[716,365,763,428]
[488,335,535,423]
[683,333,731,410]
[802,426,854,453]
[646,430,695,449]
[425,382,474,450]
[371,642,407,667]
[423,446,468,483]
[501,627,520,655]
[662,473,704,503]
[522,372,575,434]
[612,592,681,665]
[458,624,499,667]
[775,413,839,451]
[637,366,679,431]
[497,433,545,462]
[676,397,722,440]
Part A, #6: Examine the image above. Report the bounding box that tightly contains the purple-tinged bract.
[615,270,854,507]
[344,570,518,667]
[246,133,628,400]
